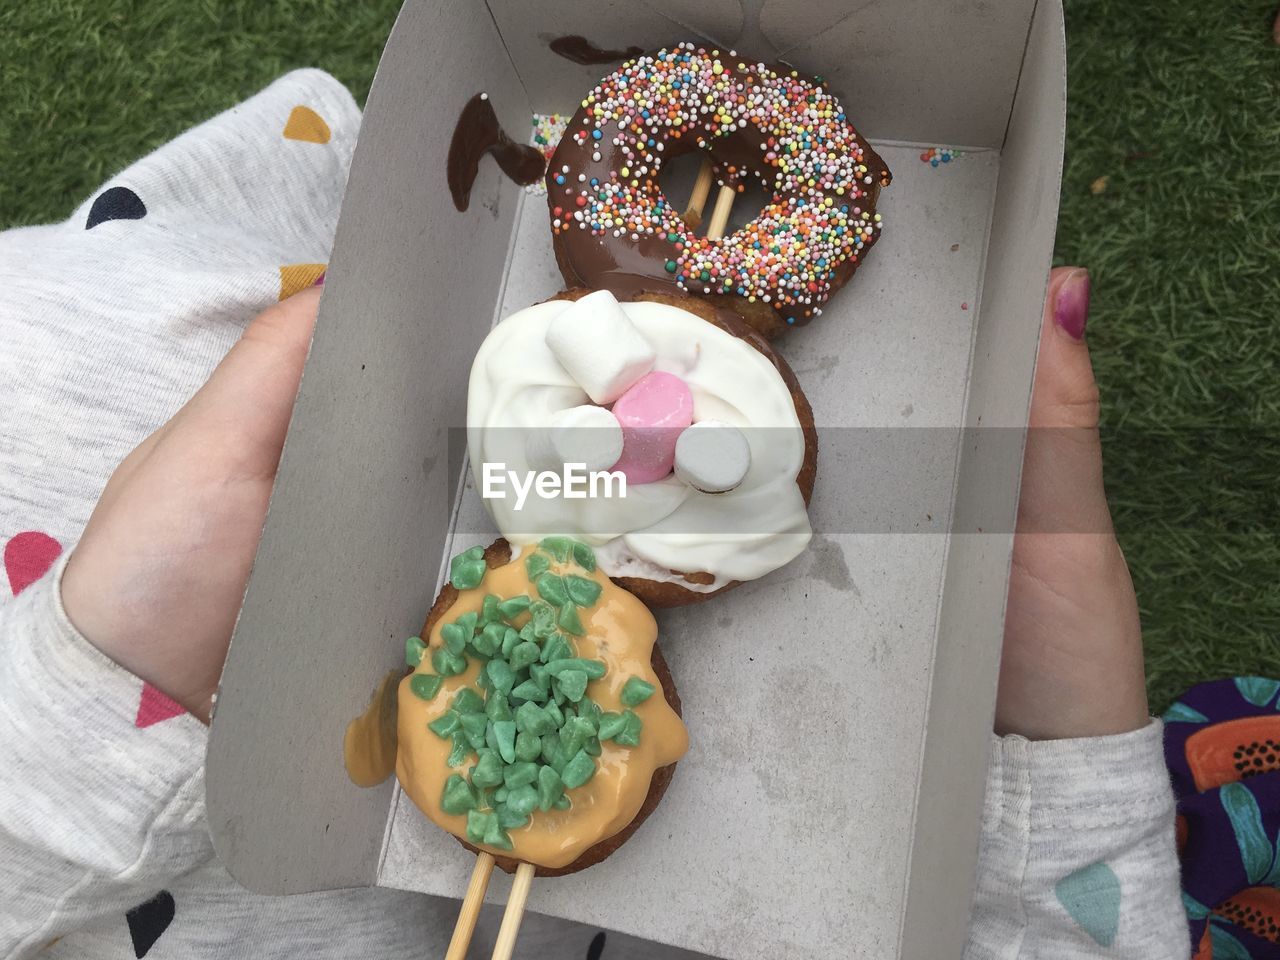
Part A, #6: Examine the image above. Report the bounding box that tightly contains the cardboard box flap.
[902,0,1066,954]
[487,0,1033,147]
[484,0,697,115]
[206,0,529,894]
[769,0,1036,147]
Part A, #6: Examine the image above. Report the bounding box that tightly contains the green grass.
[1057,0,1280,708]
[3,0,1278,710]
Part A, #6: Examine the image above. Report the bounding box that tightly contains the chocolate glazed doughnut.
[547,42,891,338]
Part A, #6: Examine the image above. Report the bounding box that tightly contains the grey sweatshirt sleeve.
[0,556,212,959]
[964,719,1190,959]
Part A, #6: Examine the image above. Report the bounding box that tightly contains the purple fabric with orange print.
[1165,677,1280,958]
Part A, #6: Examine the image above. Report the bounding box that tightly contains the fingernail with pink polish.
[1054,269,1089,341]
[313,271,326,287]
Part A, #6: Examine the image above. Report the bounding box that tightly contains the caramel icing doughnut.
[547,41,891,338]
[397,539,688,875]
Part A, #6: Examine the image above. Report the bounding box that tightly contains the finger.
[177,287,322,479]
[1018,267,1112,535]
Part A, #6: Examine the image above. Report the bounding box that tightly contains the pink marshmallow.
[609,371,694,484]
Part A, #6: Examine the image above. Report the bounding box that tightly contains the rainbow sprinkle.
[524,114,569,196]
[920,147,965,167]
[549,42,890,321]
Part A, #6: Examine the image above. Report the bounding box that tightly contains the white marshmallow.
[525,404,625,474]
[545,290,655,404]
[673,420,752,493]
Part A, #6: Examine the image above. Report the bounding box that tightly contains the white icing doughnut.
[467,298,811,587]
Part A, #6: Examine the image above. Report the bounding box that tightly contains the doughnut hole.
[657,148,772,238]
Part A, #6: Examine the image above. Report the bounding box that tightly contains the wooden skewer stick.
[682,156,715,228]
[705,184,737,240]
[445,852,496,960]
[490,862,536,960]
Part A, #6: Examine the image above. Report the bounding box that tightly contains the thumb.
[177,286,321,479]
[1018,267,1112,535]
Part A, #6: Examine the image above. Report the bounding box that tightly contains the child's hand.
[996,268,1149,740]
[61,289,321,723]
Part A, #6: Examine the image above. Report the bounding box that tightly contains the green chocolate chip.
[555,670,588,703]
[540,634,572,664]
[441,774,477,814]
[515,701,554,736]
[483,819,514,851]
[493,720,517,763]
[540,537,573,562]
[578,696,603,724]
[565,575,602,607]
[535,573,568,607]
[515,731,541,762]
[621,676,656,706]
[560,749,597,789]
[584,736,602,757]
[485,691,513,722]
[509,641,540,672]
[571,541,597,572]
[560,716,595,758]
[481,594,501,623]
[544,698,565,729]
[428,712,461,738]
[459,712,488,749]
[486,659,516,697]
[409,674,442,701]
[530,601,558,638]
[452,687,484,714]
[529,662,549,687]
[450,548,486,590]
[405,636,426,667]
[542,736,567,773]
[493,786,508,803]
[471,749,504,788]
[554,795,571,810]
[525,552,550,580]
[557,603,584,636]
[537,765,564,810]
[465,809,493,843]
[497,804,529,830]
[597,712,626,742]
[471,623,500,657]
[503,760,538,788]
[498,595,531,620]
[505,783,539,818]
[431,647,466,677]
[447,731,472,767]
[510,678,547,703]
[441,623,467,655]
[501,626,521,657]
[614,709,643,747]
[546,658,607,680]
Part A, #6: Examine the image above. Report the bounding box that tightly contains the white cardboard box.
[207,1,1066,956]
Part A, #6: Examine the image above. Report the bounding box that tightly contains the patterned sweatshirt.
[0,69,1188,960]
